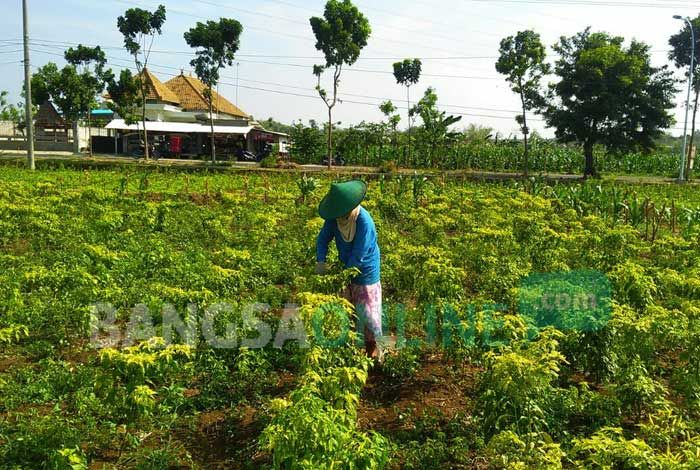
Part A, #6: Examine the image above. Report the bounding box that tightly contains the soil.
[359,352,481,434]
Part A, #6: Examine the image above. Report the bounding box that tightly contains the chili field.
[2,163,700,468]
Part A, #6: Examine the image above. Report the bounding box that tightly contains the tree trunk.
[407,85,411,168]
[72,120,80,154]
[139,76,149,161]
[142,100,149,161]
[687,84,700,178]
[519,84,529,177]
[209,85,216,164]
[327,106,333,170]
[88,109,93,157]
[584,140,596,178]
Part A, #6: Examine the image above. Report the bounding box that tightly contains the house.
[105,68,288,158]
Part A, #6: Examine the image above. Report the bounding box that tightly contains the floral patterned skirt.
[347,281,383,345]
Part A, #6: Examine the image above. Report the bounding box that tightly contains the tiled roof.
[140,68,181,105]
[164,73,248,118]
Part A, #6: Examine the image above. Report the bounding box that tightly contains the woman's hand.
[315,261,329,275]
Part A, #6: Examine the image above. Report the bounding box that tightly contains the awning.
[105,119,253,135]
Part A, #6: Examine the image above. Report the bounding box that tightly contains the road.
[0,150,695,186]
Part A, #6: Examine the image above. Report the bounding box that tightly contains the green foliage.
[3,166,700,467]
[0,324,29,344]
[0,90,23,125]
[381,345,420,380]
[668,15,700,73]
[411,88,462,167]
[570,427,681,468]
[106,68,142,125]
[310,0,371,163]
[184,19,242,89]
[259,154,278,168]
[478,329,567,438]
[95,337,194,422]
[496,29,550,174]
[297,174,320,203]
[117,4,167,160]
[486,430,564,469]
[184,18,243,162]
[117,5,167,59]
[309,0,371,69]
[289,120,326,164]
[544,28,678,176]
[393,59,422,88]
[31,63,86,123]
[260,343,389,469]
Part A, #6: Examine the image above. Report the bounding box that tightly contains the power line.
[8,36,673,63]
[26,46,536,122]
[25,39,504,80]
[110,0,495,58]
[469,0,700,8]
[26,46,690,130]
[25,43,516,113]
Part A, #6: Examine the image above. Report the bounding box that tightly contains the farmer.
[315,179,383,359]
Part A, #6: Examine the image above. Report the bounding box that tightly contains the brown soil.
[359,353,481,434]
[185,405,269,469]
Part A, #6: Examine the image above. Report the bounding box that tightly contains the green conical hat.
[318,180,368,220]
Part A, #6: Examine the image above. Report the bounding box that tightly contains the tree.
[0,91,23,131]
[289,120,325,164]
[393,58,422,166]
[669,16,700,177]
[64,45,112,157]
[310,0,371,169]
[496,30,550,176]
[379,100,400,157]
[117,5,166,160]
[31,63,85,154]
[411,87,462,167]
[184,18,243,164]
[543,29,677,177]
[106,69,143,126]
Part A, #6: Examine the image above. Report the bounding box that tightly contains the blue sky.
[1,0,698,136]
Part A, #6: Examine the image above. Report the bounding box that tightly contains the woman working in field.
[315,180,383,360]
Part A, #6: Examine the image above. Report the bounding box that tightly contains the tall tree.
[31,63,85,154]
[64,45,112,157]
[184,18,243,164]
[543,29,677,177]
[117,5,166,161]
[496,30,550,176]
[310,0,371,169]
[669,16,700,177]
[393,58,422,166]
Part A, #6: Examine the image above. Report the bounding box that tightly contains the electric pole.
[236,62,239,106]
[22,0,35,170]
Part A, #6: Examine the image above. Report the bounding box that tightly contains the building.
[105,69,288,158]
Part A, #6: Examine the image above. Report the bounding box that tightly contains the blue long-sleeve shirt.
[316,207,381,285]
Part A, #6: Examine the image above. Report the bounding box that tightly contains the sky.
[2,0,700,137]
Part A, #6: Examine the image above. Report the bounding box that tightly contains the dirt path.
[0,151,695,186]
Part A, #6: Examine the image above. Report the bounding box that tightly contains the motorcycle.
[321,153,345,167]
[130,142,161,160]
[235,143,274,163]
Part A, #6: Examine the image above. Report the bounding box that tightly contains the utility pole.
[236,62,239,106]
[674,15,695,182]
[22,0,35,170]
